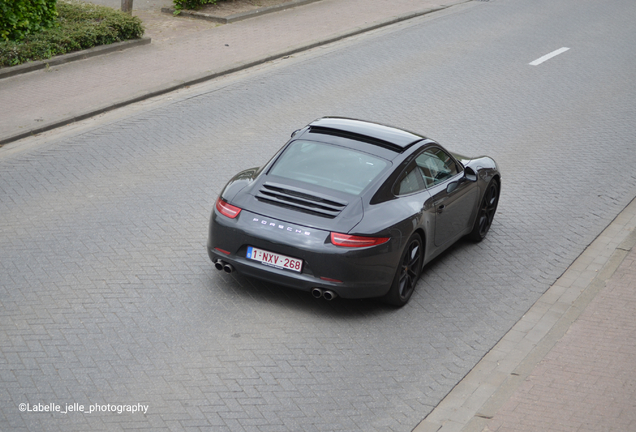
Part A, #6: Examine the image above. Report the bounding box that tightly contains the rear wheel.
[382,233,423,307]
[468,179,499,242]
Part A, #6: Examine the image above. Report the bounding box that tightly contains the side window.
[416,148,459,187]
[395,163,426,195]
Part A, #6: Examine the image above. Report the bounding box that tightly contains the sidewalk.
[416,197,636,432]
[0,0,464,146]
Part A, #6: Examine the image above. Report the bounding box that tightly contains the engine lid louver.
[256,182,348,218]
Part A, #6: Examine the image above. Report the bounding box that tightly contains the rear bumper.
[208,209,400,299]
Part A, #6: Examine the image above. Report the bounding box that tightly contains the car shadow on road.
[204,267,404,318]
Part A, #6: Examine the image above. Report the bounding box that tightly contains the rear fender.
[220,167,259,202]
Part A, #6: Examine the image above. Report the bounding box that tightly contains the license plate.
[246,246,303,272]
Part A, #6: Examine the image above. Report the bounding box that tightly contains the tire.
[468,178,499,242]
[382,233,423,307]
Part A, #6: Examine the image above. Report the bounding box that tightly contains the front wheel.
[382,233,423,307]
[468,179,499,242]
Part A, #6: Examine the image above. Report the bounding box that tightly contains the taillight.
[215,197,241,219]
[330,232,389,248]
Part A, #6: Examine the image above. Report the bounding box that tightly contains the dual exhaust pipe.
[214,259,234,274]
[311,287,338,301]
[214,260,337,301]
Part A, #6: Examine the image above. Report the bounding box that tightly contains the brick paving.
[415,198,636,432]
[483,246,636,432]
[0,0,462,145]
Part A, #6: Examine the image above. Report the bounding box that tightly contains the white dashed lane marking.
[529,47,570,66]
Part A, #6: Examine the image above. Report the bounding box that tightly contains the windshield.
[268,140,389,195]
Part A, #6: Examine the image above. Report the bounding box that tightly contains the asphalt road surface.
[2,0,636,430]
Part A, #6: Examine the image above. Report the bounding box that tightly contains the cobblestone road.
[2,0,636,430]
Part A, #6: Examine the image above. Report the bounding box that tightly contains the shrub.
[0,0,144,67]
[0,0,58,42]
[173,0,218,15]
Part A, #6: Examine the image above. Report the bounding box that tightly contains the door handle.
[437,204,445,214]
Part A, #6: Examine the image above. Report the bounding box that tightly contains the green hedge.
[0,1,144,68]
[173,0,218,15]
[0,0,58,42]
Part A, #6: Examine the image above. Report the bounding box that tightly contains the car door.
[416,148,479,247]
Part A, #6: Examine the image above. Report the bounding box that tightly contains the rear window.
[269,140,389,195]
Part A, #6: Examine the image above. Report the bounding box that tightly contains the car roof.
[307,117,426,153]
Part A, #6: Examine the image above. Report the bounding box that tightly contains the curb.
[161,0,322,24]
[0,6,447,147]
[0,37,151,80]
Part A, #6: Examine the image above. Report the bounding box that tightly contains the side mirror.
[291,129,301,138]
[464,167,478,182]
[447,167,478,193]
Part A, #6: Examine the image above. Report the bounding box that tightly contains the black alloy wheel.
[383,233,423,306]
[469,179,499,242]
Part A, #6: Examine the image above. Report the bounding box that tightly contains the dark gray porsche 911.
[208,117,500,306]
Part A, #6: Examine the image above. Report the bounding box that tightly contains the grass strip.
[0,0,144,68]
